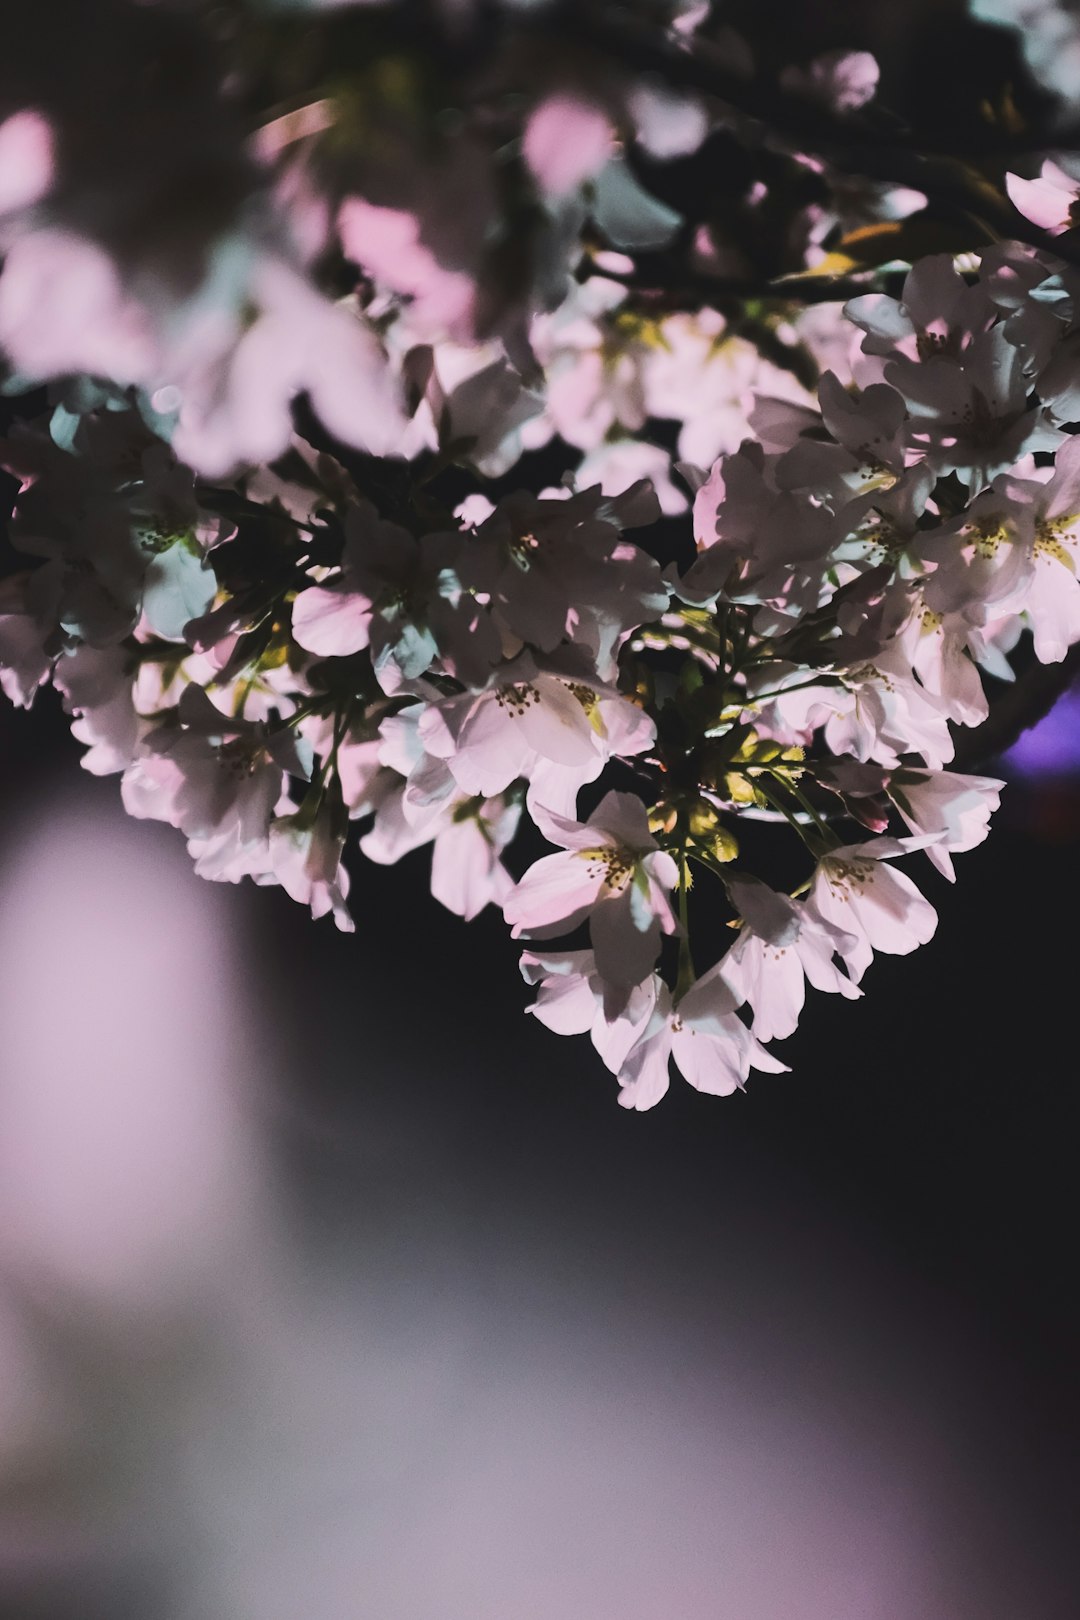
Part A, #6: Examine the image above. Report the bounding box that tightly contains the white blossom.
[616,968,789,1112]
[504,792,678,1005]
[806,839,938,984]
[720,874,861,1042]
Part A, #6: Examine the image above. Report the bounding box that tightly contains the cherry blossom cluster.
[0,0,1077,1106]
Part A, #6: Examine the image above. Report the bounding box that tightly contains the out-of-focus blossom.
[0,108,54,215]
[523,95,616,201]
[340,198,477,342]
[780,50,880,114]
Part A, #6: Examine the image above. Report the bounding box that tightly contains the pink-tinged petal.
[628,866,678,939]
[528,973,598,1037]
[517,680,598,766]
[338,197,476,340]
[891,770,1002,883]
[0,110,54,214]
[360,790,431,865]
[291,582,371,657]
[674,962,741,1025]
[403,753,456,814]
[859,864,937,949]
[818,372,905,459]
[1046,431,1080,520]
[598,694,657,761]
[306,312,407,458]
[723,933,807,1043]
[333,735,384,813]
[519,948,594,986]
[0,612,51,707]
[821,49,879,111]
[617,1019,673,1110]
[840,835,940,860]
[1027,559,1080,663]
[671,1021,747,1095]
[813,853,936,976]
[692,460,726,549]
[592,977,659,1072]
[884,355,972,421]
[809,890,872,983]
[628,83,709,159]
[1041,159,1078,191]
[504,850,605,935]
[901,254,969,334]
[645,849,680,892]
[591,884,663,989]
[745,1035,791,1075]
[339,197,425,280]
[431,819,506,921]
[588,789,656,850]
[0,230,158,384]
[638,865,679,938]
[378,707,427,776]
[172,319,290,476]
[797,932,862,1002]
[842,292,915,355]
[725,873,800,945]
[524,758,589,819]
[121,755,187,827]
[922,841,956,882]
[1005,169,1075,234]
[451,696,533,795]
[255,258,406,458]
[528,800,611,853]
[522,94,615,200]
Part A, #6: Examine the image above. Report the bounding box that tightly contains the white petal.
[529,974,598,1037]
[504,851,605,935]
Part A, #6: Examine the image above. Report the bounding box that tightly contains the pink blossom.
[262,802,354,931]
[520,949,659,1074]
[419,654,656,810]
[888,770,1003,881]
[617,968,788,1112]
[1005,160,1079,235]
[720,875,861,1041]
[806,839,938,984]
[504,792,678,1002]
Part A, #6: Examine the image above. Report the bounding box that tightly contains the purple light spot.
[1004,682,1080,777]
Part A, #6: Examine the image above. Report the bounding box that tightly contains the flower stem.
[675,847,696,1000]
